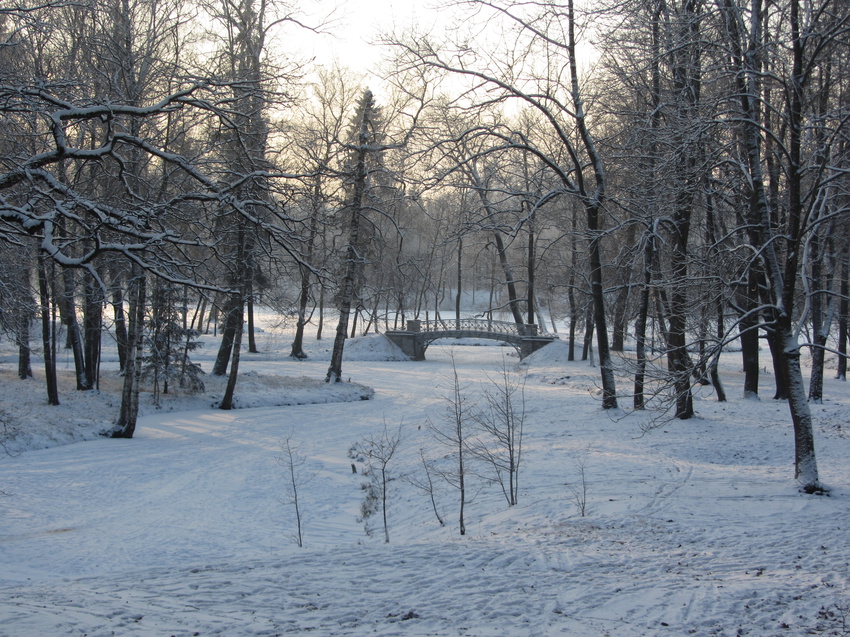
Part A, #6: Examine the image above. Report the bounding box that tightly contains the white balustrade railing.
[406,318,542,337]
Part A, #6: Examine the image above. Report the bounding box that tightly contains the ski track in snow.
[1,335,849,636]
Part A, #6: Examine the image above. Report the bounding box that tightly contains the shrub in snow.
[349,423,403,543]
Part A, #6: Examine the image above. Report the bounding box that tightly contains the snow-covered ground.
[0,320,848,636]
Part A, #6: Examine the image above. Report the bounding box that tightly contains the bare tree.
[277,432,314,548]
[470,357,526,506]
[566,450,590,517]
[327,89,382,382]
[404,447,447,528]
[428,354,475,536]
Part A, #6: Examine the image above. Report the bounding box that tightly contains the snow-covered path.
[1,342,849,635]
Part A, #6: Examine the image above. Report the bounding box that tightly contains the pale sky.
[299,0,434,79]
[285,0,598,96]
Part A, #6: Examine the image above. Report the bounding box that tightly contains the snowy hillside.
[0,326,848,636]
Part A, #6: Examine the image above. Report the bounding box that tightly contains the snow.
[1,323,849,636]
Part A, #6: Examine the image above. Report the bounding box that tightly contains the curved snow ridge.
[209,374,375,409]
[0,369,374,454]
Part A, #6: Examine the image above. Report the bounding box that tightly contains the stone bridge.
[386,318,558,361]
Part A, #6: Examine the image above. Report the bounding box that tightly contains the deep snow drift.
[0,324,848,636]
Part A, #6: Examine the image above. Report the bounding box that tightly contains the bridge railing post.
[407,319,421,333]
[518,323,538,337]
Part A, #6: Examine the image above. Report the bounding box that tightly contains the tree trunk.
[808,319,830,403]
[535,294,548,333]
[838,255,848,380]
[634,231,654,410]
[59,267,91,391]
[110,272,128,374]
[291,259,314,357]
[568,0,616,408]
[547,296,559,332]
[15,278,33,380]
[16,315,33,380]
[664,0,701,420]
[807,222,833,403]
[582,303,594,362]
[112,264,146,438]
[207,297,219,335]
[567,293,578,361]
[492,231,524,326]
[611,283,629,352]
[456,236,463,330]
[83,270,102,391]
[219,304,244,410]
[783,331,820,489]
[527,216,535,326]
[212,294,241,376]
[765,325,789,400]
[567,215,578,361]
[635,4,662,410]
[37,254,60,406]
[693,308,710,386]
[247,289,258,354]
[781,0,820,489]
[349,305,360,338]
[367,293,381,335]
[739,270,760,400]
[710,301,727,402]
[191,295,206,333]
[293,186,321,357]
[458,429,466,536]
[668,240,694,419]
[316,285,325,340]
[290,267,310,358]
[328,90,374,383]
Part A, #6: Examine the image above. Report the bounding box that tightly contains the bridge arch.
[386,319,557,361]
[418,331,525,359]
